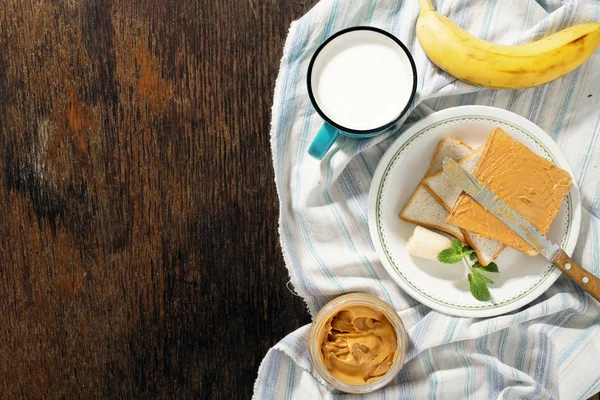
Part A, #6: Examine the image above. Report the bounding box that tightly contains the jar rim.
[308,293,408,394]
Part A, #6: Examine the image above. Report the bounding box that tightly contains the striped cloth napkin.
[254,0,600,398]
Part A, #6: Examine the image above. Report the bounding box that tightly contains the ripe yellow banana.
[416,0,600,89]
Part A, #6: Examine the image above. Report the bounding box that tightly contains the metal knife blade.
[442,157,561,262]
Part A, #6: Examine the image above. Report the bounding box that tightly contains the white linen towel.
[255,0,600,398]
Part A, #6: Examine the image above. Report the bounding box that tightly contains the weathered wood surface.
[0,1,597,399]
[0,1,313,398]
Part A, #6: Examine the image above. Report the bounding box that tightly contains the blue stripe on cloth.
[575,43,600,183]
[458,340,475,400]
[556,292,591,367]
[592,182,600,218]
[497,327,510,362]
[515,309,531,373]
[550,66,583,142]
[593,217,599,275]
[442,317,459,343]
[558,315,600,367]
[409,313,439,399]
[542,280,588,339]
[578,374,600,400]
[406,311,434,360]
[540,299,577,390]
[396,360,414,400]
[589,151,600,216]
[264,346,283,399]
[390,0,416,46]
[357,152,375,180]
[365,0,377,24]
[529,300,569,392]
[286,363,296,400]
[476,321,504,398]
[422,349,438,400]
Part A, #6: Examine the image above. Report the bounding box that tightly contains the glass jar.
[308,293,408,394]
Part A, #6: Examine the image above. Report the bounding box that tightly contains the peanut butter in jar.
[309,294,407,394]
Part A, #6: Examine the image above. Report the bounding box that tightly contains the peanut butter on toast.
[447,128,572,256]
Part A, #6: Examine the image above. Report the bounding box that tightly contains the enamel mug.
[307,27,417,159]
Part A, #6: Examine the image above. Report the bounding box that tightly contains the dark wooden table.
[0,1,598,399]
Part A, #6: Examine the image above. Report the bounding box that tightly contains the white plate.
[368,106,581,318]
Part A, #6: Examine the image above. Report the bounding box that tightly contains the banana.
[416,0,600,89]
[406,226,453,261]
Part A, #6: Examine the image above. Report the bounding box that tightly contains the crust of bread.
[422,183,453,212]
[399,185,465,242]
[422,148,483,211]
[399,213,466,242]
[425,137,473,176]
[463,232,506,266]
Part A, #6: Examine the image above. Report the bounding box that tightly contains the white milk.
[311,30,414,131]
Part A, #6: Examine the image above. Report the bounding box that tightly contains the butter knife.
[442,157,600,302]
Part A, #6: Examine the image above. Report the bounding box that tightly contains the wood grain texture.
[0,0,314,398]
[553,250,600,302]
[0,1,598,400]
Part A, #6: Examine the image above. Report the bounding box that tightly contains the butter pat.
[406,226,453,260]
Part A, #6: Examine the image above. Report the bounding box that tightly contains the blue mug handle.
[308,122,341,159]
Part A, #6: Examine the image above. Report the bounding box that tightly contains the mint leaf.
[438,248,464,264]
[479,274,494,284]
[451,239,463,252]
[469,253,478,261]
[472,270,493,284]
[468,272,491,301]
[481,262,499,273]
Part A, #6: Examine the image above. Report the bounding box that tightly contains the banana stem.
[418,0,435,12]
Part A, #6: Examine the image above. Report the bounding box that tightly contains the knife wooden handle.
[553,250,600,302]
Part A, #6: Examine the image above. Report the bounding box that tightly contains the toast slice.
[401,136,507,265]
[400,138,473,242]
[447,128,573,256]
[463,232,505,266]
[426,137,473,176]
[400,185,465,242]
[422,147,507,265]
[423,148,484,212]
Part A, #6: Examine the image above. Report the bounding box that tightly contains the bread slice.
[401,136,506,265]
[447,128,573,256]
[463,232,505,266]
[423,148,484,212]
[426,137,473,176]
[400,185,465,242]
[400,138,473,242]
[422,147,505,266]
